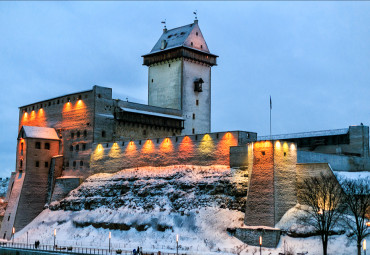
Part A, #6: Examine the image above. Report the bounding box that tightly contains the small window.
[143,130,147,136]
[57,99,60,104]
[106,143,109,148]
[48,102,51,106]
[7,214,10,221]
[201,45,203,49]
[196,100,199,106]
[77,131,80,138]
[169,64,171,67]
[193,113,195,120]
[35,161,39,167]
[191,42,193,46]
[45,162,49,168]
[35,142,41,149]
[98,94,102,98]
[82,144,86,151]
[152,79,154,83]
[193,129,195,135]
[102,131,106,138]
[76,144,79,151]
[71,132,75,139]
[262,151,266,156]
[83,130,87,137]
[66,161,70,167]
[139,140,141,145]
[284,152,287,157]
[73,161,76,167]
[44,143,50,150]
[70,145,73,152]
[196,32,198,36]
[20,160,23,169]
[80,161,83,167]
[20,142,24,155]
[122,142,125,146]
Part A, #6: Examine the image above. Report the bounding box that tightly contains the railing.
[0,241,183,255]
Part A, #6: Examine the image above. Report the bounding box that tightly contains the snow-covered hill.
[12,165,361,255]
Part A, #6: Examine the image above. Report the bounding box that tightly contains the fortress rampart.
[90,131,257,174]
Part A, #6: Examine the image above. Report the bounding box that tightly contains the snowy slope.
[11,165,362,255]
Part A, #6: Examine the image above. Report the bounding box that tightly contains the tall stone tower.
[143,20,218,135]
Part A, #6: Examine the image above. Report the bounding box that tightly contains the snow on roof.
[334,171,370,181]
[21,126,59,140]
[258,128,349,141]
[120,107,184,120]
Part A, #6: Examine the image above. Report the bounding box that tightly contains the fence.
[0,241,183,255]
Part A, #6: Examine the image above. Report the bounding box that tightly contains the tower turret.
[142,20,218,135]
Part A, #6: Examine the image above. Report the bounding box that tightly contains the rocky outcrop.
[50,165,249,213]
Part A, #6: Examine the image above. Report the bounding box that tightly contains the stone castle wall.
[90,131,254,174]
[244,141,297,227]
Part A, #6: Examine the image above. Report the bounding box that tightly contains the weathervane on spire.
[161,19,167,29]
[193,10,198,20]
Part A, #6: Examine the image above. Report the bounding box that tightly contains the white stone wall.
[148,59,182,110]
[182,59,211,135]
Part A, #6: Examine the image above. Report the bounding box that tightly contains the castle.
[1,19,369,246]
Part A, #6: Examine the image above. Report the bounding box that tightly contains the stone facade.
[244,141,297,227]
[90,131,255,175]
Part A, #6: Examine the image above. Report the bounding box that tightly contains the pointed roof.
[18,126,60,140]
[149,21,210,54]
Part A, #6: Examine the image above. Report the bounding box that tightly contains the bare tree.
[298,173,345,255]
[340,177,370,255]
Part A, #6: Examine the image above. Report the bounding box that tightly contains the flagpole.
[270,96,272,140]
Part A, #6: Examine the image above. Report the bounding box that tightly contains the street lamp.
[12,227,15,245]
[259,235,262,255]
[364,239,366,255]
[54,229,56,249]
[109,232,111,254]
[176,234,179,255]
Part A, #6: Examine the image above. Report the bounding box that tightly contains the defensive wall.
[90,131,257,174]
[298,150,370,172]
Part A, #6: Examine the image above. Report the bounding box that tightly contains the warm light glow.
[275,141,281,148]
[199,133,215,154]
[259,236,262,245]
[108,142,121,158]
[12,227,15,234]
[283,142,289,150]
[290,144,296,150]
[109,232,111,239]
[160,137,174,153]
[364,239,366,250]
[178,136,194,158]
[92,144,104,161]
[142,139,155,154]
[215,132,238,164]
[125,141,138,156]
[254,140,273,149]
[75,99,86,109]
[176,234,179,242]
[54,229,56,236]
[366,222,370,227]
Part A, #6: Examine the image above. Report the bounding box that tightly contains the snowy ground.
[9,165,365,254]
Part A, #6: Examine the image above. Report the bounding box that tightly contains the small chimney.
[163,27,167,33]
[194,19,198,24]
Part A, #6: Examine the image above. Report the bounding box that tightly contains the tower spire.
[161,19,167,33]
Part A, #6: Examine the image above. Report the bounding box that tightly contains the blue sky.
[1,2,370,177]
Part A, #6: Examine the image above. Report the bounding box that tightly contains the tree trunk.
[322,236,328,255]
[357,240,362,255]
